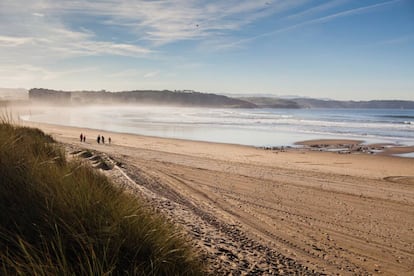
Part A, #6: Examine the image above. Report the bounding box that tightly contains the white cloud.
[0,64,97,83]
[0,0,310,88]
[0,2,153,60]
[107,69,143,78]
[0,36,33,47]
[0,0,311,73]
[0,28,152,63]
[1,0,306,45]
[0,64,52,84]
[143,71,160,79]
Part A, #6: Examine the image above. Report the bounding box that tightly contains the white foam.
[394,152,414,158]
[21,106,414,147]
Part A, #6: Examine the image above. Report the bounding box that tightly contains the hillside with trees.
[29,88,257,108]
[27,88,414,109]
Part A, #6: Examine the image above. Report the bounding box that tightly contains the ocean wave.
[386,115,414,119]
[21,106,414,145]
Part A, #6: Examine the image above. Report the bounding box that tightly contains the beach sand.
[11,113,414,275]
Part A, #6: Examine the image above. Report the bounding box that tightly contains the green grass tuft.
[0,121,204,275]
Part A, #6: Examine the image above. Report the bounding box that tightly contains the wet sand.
[296,139,414,157]
[14,118,413,275]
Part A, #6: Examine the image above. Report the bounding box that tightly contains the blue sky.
[0,0,413,100]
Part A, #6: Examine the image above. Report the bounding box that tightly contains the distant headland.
[28,88,256,108]
[2,88,413,109]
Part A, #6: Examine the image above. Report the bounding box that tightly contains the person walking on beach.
[83,135,86,142]
[108,137,111,144]
[102,136,105,144]
[80,133,83,142]
[97,135,101,144]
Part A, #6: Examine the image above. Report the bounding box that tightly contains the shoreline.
[16,119,414,182]
[16,115,414,182]
[22,117,414,160]
[12,104,414,149]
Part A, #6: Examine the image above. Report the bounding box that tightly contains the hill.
[237,97,301,108]
[28,88,256,108]
[238,96,414,109]
[292,98,414,109]
[27,88,414,109]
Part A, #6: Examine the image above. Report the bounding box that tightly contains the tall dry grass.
[0,120,204,275]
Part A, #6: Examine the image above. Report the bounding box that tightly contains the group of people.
[96,134,111,144]
[79,133,111,144]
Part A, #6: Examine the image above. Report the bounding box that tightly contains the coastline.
[14,104,414,148]
[21,118,414,178]
[6,106,414,274]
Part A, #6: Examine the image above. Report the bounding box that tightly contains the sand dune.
[19,120,414,275]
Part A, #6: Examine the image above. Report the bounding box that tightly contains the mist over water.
[21,106,414,147]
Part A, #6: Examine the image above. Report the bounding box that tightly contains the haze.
[0,0,413,100]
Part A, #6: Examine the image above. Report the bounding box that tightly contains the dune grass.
[0,121,204,275]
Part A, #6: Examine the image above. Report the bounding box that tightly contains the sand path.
[20,121,414,275]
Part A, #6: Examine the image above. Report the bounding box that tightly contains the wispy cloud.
[1,0,409,95]
[0,64,96,86]
[1,0,306,46]
[0,28,152,62]
[377,34,414,45]
[143,71,160,79]
[216,0,401,50]
[0,2,153,60]
[366,33,414,47]
[299,0,401,24]
[0,36,33,47]
[0,0,306,70]
[0,0,314,65]
[0,0,403,54]
[107,69,143,79]
[286,0,349,20]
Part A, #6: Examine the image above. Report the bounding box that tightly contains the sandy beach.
[14,116,414,275]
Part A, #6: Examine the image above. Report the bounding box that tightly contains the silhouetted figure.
[83,135,86,142]
[108,137,111,144]
[97,135,101,144]
[80,133,83,142]
[102,136,105,144]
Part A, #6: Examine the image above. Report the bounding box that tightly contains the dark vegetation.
[291,98,414,109]
[28,88,414,109]
[238,97,414,109]
[29,88,256,108]
[0,120,204,275]
[238,97,301,109]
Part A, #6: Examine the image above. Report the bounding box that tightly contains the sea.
[21,106,414,147]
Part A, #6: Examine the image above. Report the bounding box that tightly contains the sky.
[0,0,413,100]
